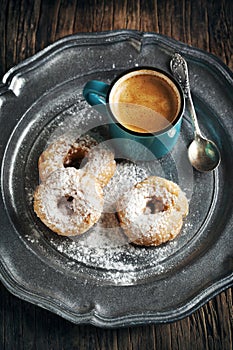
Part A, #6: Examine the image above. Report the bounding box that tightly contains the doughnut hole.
[57,195,75,216]
[63,147,88,169]
[144,196,167,214]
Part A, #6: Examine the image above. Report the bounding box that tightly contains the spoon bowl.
[188,135,221,172]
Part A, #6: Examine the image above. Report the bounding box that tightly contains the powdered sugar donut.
[116,176,189,246]
[34,167,104,236]
[38,134,98,182]
[38,134,116,188]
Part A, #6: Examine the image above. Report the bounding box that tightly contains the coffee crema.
[109,69,181,133]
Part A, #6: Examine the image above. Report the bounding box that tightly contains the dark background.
[0,1,232,349]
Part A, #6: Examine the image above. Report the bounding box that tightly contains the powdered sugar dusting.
[23,93,193,285]
[103,160,148,212]
[34,168,103,236]
[45,160,184,285]
[116,176,188,246]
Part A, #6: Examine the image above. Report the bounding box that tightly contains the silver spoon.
[170,53,221,172]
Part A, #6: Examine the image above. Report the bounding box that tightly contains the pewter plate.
[0,30,232,327]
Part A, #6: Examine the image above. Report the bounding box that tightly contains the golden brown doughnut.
[116,176,189,246]
[38,134,98,182]
[34,167,104,236]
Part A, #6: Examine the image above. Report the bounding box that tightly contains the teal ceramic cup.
[83,67,185,160]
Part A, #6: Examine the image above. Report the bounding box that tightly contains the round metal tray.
[0,30,232,327]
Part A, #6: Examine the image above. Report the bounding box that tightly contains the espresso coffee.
[109,69,181,133]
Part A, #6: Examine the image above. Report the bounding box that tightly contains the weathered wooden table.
[0,1,232,349]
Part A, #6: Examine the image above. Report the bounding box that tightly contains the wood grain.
[0,0,232,349]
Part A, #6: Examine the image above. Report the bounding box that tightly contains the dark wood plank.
[0,0,232,349]
[0,283,232,349]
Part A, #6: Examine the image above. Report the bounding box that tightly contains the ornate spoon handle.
[170,53,190,97]
[170,53,202,136]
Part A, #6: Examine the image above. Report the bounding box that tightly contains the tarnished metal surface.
[0,31,232,327]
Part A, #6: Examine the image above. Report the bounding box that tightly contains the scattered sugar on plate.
[45,160,181,284]
[24,94,193,285]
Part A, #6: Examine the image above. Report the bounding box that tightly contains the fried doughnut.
[83,145,116,188]
[116,176,189,246]
[38,134,116,188]
[34,167,104,236]
[38,134,98,182]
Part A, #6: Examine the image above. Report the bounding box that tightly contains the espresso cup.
[83,67,185,160]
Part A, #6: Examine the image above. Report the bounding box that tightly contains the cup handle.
[83,80,110,106]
